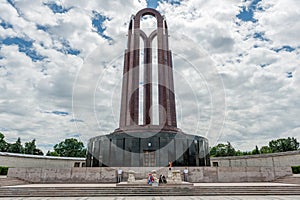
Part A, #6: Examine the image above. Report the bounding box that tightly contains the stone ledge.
[7,166,292,184]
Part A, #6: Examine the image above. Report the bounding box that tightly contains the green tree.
[210,142,236,157]
[33,148,44,155]
[0,132,8,152]
[24,139,44,155]
[268,137,299,153]
[226,142,236,156]
[260,145,272,154]
[7,137,24,153]
[251,145,260,155]
[46,150,59,156]
[25,139,36,154]
[51,138,86,157]
[235,150,251,156]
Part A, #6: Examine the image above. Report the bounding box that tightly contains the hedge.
[292,166,300,174]
[0,166,9,175]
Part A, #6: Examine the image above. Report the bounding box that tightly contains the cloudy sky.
[0,0,299,153]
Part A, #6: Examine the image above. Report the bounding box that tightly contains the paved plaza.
[1,196,300,200]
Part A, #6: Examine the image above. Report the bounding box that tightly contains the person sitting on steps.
[148,173,154,184]
[159,174,167,184]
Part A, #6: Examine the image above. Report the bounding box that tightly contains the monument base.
[86,128,210,167]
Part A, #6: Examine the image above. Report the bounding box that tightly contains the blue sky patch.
[52,111,69,116]
[44,2,72,14]
[286,72,293,78]
[92,11,113,42]
[0,19,13,29]
[55,38,80,55]
[237,0,262,22]
[0,48,3,59]
[260,63,269,68]
[273,46,295,53]
[66,133,81,138]
[1,37,45,61]
[36,25,48,32]
[253,32,269,41]
[36,25,80,55]
[147,0,181,8]
[147,0,158,8]
[159,0,181,6]
[0,127,9,131]
[7,0,15,7]
[70,119,84,123]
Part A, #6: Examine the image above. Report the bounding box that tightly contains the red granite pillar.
[125,20,136,126]
[120,20,134,128]
[119,50,129,128]
[157,20,168,127]
[129,18,140,126]
[167,50,177,127]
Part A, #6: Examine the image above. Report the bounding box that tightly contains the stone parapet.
[211,150,300,168]
[8,166,292,183]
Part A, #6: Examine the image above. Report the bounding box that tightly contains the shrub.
[291,166,300,174]
[0,166,9,175]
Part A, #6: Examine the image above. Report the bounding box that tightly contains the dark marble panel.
[87,131,210,167]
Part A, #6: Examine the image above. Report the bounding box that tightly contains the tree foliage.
[268,137,299,153]
[7,137,24,153]
[24,139,44,155]
[49,138,86,157]
[210,137,300,157]
[0,132,86,158]
[210,142,236,157]
[0,132,8,152]
[252,145,260,155]
[0,132,43,155]
[46,150,59,156]
[260,146,272,154]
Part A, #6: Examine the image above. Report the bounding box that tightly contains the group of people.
[147,173,167,184]
[117,164,189,184]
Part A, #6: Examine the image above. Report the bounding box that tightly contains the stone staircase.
[0,176,29,187]
[274,174,300,184]
[1,185,300,197]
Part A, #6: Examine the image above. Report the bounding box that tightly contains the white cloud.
[256,0,300,46]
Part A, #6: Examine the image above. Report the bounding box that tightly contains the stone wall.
[8,166,292,183]
[0,152,85,168]
[211,150,300,168]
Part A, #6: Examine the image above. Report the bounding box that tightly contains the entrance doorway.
[143,151,156,167]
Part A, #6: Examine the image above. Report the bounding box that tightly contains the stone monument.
[86,8,210,167]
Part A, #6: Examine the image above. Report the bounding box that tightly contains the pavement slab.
[1,196,300,200]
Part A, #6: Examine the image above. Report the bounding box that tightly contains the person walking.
[183,167,188,182]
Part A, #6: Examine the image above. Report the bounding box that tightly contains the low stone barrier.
[8,166,292,183]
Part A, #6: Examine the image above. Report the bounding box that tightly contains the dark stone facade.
[86,130,210,167]
[86,8,211,167]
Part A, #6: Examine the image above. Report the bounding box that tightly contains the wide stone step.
[0,177,29,187]
[274,175,300,184]
[1,186,300,197]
